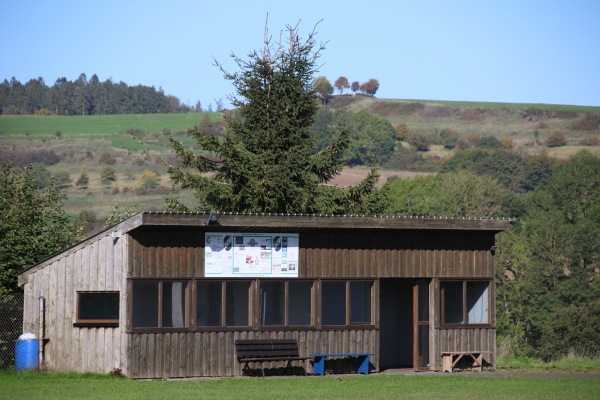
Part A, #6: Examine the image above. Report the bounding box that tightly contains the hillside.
[1,98,599,220]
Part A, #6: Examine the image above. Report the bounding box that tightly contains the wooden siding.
[130,228,496,279]
[21,232,128,374]
[129,229,201,278]
[129,329,378,378]
[437,328,496,368]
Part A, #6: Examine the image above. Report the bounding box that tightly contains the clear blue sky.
[2,0,599,108]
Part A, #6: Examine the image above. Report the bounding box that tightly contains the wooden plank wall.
[437,328,496,368]
[129,229,495,280]
[129,329,378,379]
[301,230,496,279]
[21,232,127,374]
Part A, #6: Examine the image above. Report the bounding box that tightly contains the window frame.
[257,279,315,329]
[439,279,492,328]
[75,291,120,328]
[194,279,255,331]
[130,279,191,332]
[320,279,375,329]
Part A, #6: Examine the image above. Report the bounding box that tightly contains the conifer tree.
[167,21,387,214]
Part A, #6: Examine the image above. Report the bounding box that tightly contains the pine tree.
[167,21,386,214]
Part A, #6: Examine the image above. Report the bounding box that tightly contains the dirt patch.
[328,167,430,187]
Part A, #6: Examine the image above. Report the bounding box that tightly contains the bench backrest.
[235,339,300,360]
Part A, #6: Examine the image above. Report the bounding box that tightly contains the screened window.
[441,280,490,325]
[195,280,252,328]
[132,281,189,329]
[226,281,251,326]
[259,280,313,327]
[196,281,222,326]
[76,292,119,326]
[322,281,374,326]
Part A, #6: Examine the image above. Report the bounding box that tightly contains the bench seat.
[235,339,309,377]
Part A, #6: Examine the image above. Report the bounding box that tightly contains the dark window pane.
[322,281,346,325]
[288,281,312,326]
[260,281,285,326]
[196,281,222,326]
[77,292,119,322]
[418,325,430,368]
[467,282,489,323]
[162,282,187,328]
[226,281,250,326]
[441,281,463,324]
[133,282,158,328]
[350,281,372,324]
[417,280,429,322]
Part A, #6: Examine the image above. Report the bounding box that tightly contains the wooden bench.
[441,351,489,373]
[309,353,374,376]
[235,339,309,377]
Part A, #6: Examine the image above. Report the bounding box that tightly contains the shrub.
[99,151,116,165]
[546,129,566,147]
[100,167,116,184]
[395,123,408,141]
[139,170,160,190]
[477,136,502,149]
[76,168,89,188]
[407,134,430,152]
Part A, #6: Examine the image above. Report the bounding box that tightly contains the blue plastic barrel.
[15,333,38,370]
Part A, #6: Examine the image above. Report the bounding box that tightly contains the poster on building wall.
[204,233,299,277]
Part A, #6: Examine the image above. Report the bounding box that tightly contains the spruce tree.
[167,22,386,214]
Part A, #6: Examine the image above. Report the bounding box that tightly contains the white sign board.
[204,233,299,277]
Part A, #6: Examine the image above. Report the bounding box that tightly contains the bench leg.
[313,355,325,376]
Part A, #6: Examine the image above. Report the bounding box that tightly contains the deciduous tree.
[0,162,76,295]
[334,76,349,94]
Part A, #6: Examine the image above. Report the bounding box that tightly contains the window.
[196,281,222,326]
[195,280,252,328]
[322,280,374,326]
[132,281,189,329]
[440,280,490,325]
[76,292,119,327]
[259,280,313,326]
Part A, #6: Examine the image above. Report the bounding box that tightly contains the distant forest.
[0,73,205,116]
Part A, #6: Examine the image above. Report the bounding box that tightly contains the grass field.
[1,370,599,400]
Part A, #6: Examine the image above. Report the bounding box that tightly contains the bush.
[76,168,89,188]
[100,167,116,184]
[99,151,116,165]
[546,130,566,147]
[139,170,160,190]
[407,134,430,152]
[477,136,502,149]
[580,134,599,146]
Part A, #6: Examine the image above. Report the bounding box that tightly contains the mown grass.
[0,369,598,400]
[0,113,221,137]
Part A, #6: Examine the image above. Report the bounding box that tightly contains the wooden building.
[18,212,511,378]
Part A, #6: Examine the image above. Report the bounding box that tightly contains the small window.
[440,280,490,325]
[259,280,313,327]
[225,281,252,326]
[196,281,222,326]
[76,292,119,327]
[132,281,189,329]
[322,280,374,326]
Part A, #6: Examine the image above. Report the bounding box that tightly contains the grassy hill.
[1,98,599,221]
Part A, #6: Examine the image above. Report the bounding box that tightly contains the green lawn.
[1,371,598,400]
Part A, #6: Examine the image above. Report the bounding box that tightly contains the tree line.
[0,73,202,116]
